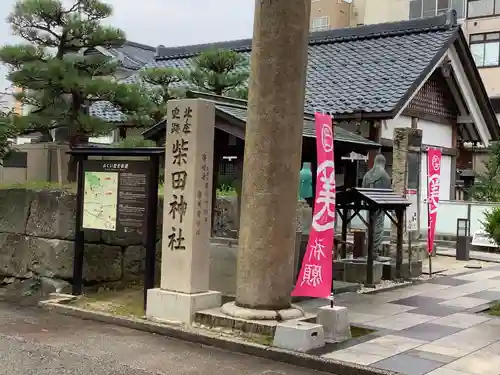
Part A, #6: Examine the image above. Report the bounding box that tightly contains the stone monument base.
[382,260,423,279]
[317,305,352,343]
[195,306,314,336]
[146,288,221,325]
[333,259,384,285]
[221,301,305,321]
[273,321,325,352]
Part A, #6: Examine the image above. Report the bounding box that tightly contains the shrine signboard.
[69,147,163,310]
[82,160,150,235]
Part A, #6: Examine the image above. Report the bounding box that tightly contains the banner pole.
[292,113,335,299]
[426,149,432,277]
[331,116,335,309]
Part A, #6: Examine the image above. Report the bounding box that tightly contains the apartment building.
[464,0,500,101]
[309,0,469,30]
[310,0,500,115]
[310,0,413,30]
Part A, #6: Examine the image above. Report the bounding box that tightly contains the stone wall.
[0,189,239,285]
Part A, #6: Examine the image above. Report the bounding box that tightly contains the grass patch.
[71,283,145,318]
[2,181,236,200]
[351,325,375,338]
[487,302,500,316]
[69,283,375,347]
[217,189,237,197]
[0,180,76,192]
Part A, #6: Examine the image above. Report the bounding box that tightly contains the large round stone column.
[222,0,311,319]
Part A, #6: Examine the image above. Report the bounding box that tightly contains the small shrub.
[470,142,500,202]
[112,136,156,148]
[217,174,236,189]
[482,207,500,246]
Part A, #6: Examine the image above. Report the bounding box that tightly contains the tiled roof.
[90,13,459,123]
[142,95,380,148]
[88,100,127,123]
[215,103,380,146]
[84,41,156,72]
[108,41,156,70]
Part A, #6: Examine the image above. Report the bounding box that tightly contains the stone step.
[434,239,456,248]
[195,307,315,336]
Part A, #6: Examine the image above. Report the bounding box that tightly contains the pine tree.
[0,0,151,180]
[470,142,500,202]
[184,49,249,98]
[139,67,186,123]
[138,50,249,124]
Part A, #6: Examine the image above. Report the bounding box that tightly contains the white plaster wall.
[417,119,453,202]
[380,116,412,139]
[382,116,453,203]
[382,116,452,149]
[417,119,453,149]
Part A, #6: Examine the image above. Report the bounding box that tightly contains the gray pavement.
[0,302,326,375]
[437,248,500,263]
[299,265,500,375]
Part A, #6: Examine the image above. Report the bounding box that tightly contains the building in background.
[309,1,498,102]
[309,0,467,31]
[309,0,500,178]
[464,1,500,103]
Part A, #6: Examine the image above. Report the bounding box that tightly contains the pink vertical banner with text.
[291,113,335,298]
[427,148,442,255]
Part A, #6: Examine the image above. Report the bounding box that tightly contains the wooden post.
[396,209,404,279]
[341,207,348,258]
[366,210,375,286]
[311,153,318,206]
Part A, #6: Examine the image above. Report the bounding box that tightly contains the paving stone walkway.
[300,265,500,375]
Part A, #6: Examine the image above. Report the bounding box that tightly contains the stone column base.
[221,301,304,321]
[146,288,221,325]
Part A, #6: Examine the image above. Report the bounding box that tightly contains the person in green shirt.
[299,162,314,207]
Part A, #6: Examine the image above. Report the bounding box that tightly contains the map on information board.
[82,171,118,231]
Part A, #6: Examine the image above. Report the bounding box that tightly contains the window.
[311,16,330,31]
[410,0,466,19]
[467,0,500,17]
[470,32,500,67]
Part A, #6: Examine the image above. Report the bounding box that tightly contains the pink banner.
[427,148,442,255]
[292,113,335,298]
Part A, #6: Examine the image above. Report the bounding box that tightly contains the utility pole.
[222,0,312,319]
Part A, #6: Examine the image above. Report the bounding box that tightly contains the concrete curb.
[436,249,500,264]
[38,299,397,375]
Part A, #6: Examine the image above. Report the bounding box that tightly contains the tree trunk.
[66,135,78,183]
[66,92,84,183]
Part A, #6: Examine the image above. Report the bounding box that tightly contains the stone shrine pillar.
[146,99,221,324]
[221,0,311,319]
[392,127,423,231]
[392,128,410,196]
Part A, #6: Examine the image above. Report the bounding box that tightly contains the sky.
[0,0,256,92]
